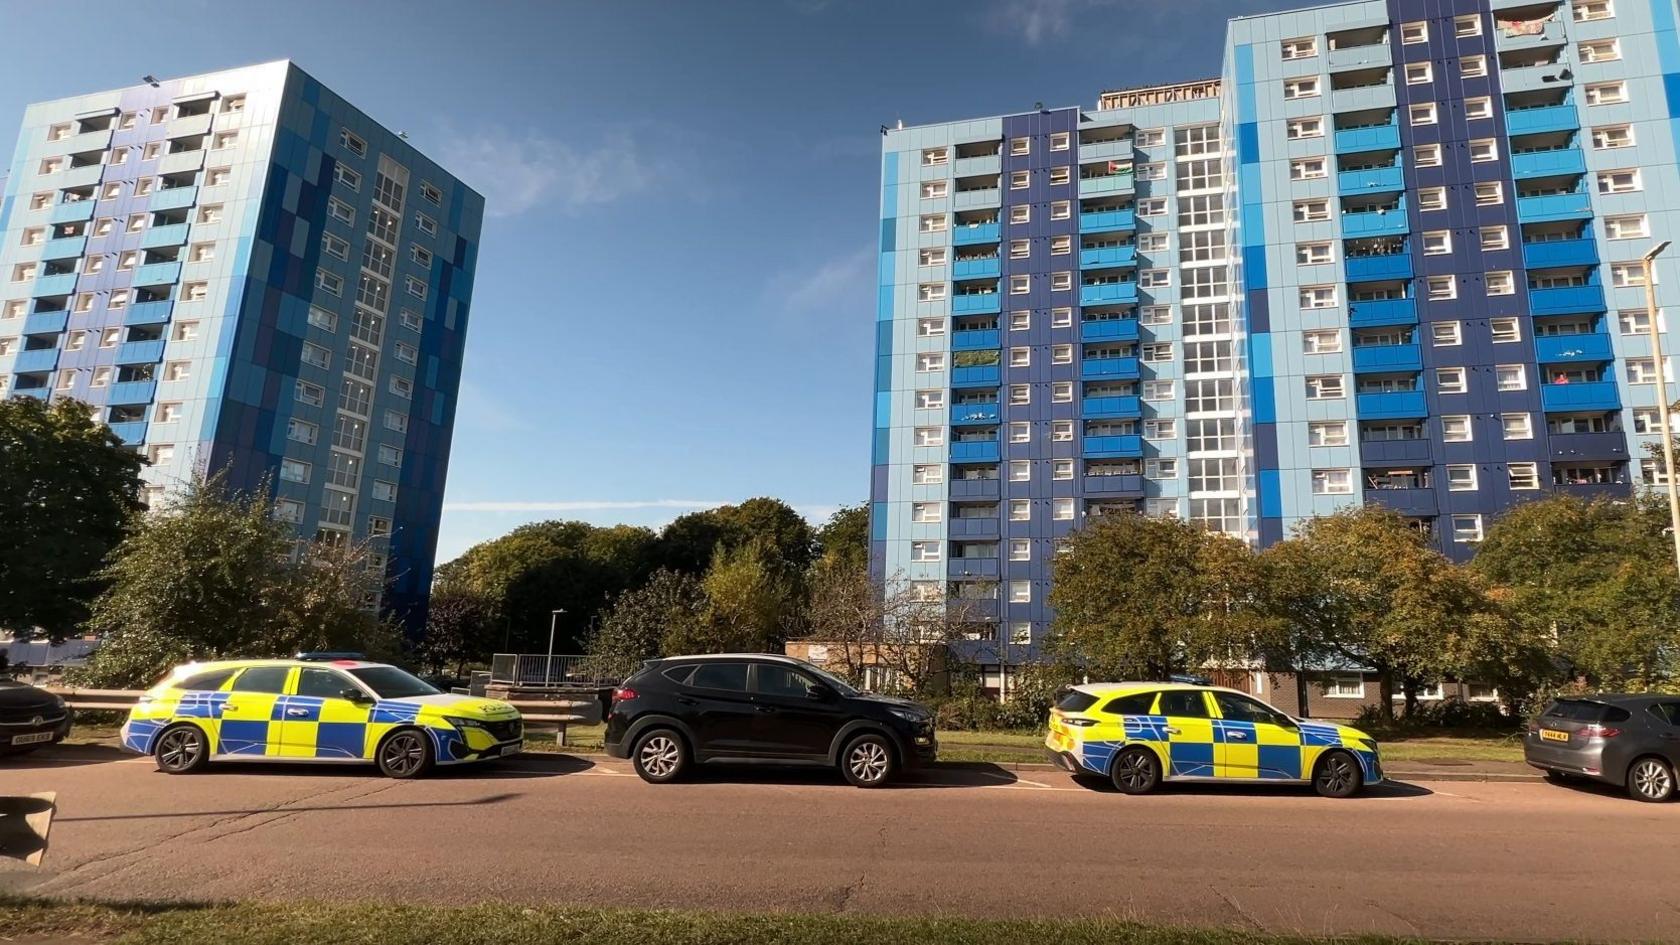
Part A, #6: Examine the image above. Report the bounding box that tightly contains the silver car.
[1524,695,1680,802]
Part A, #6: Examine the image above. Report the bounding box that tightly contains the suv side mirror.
[808,683,833,701]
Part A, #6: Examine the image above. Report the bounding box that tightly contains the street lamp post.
[1640,240,1680,577]
[546,609,565,687]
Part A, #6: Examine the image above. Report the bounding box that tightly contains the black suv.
[604,654,937,787]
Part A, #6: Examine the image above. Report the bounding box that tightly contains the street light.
[1640,240,1680,577]
[546,609,565,687]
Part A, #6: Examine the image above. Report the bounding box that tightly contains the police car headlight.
[445,716,490,732]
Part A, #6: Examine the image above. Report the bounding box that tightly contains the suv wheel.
[840,733,895,788]
[632,729,687,784]
[1628,756,1676,803]
[1110,746,1161,795]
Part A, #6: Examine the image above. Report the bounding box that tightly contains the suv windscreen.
[688,662,748,691]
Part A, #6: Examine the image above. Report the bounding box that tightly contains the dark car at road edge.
[605,653,937,787]
[1524,694,1680,802]
[0,680,72,755]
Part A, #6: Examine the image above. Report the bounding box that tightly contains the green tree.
[0,397,144,641]
[414,587,496,675]
[74,476,387,688]
[659,539,802,656]
[814,503,870,573]
[581,569,706,679]
[656,498,817,580]
[1472,495,1680,690]
[1046,514,1269,679]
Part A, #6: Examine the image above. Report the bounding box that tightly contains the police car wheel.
[1110,747,1161,795]
[631,729,687,783]
[1313,750,1363,798]
[376,729,435,779]
[154,724,209,774]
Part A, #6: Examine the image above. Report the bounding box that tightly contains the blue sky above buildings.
[0,0,1282,559]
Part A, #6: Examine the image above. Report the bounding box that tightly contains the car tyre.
[1313,749,1364,798]
[376,728,435,779]
[839,733,896,788]
[1627,756,1676,803]
[153,723,210,774]
[1110,746,1162,795]
[631,728,687,784]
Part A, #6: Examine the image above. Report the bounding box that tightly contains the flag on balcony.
[1498,16,1550,36]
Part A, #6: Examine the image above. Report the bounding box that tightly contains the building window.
[1312,469,1352,495]
[1404,62,1432,85]
[921,148,948,167]
[279,459,311,484]
[1409,103,1437,126]
[1049,200,1071,220]
[912,465,943,485]
[1480,226,1509,251]
[1306,375,1344,400]
[1573,0,1613,21]
[1400,20,1427,43]
[1283,77,1320,100]
[1591,125,1633,150]
[1051,381,1072,402]
[1418,188,1446,211]
[1585,81,1628,106]
[1454,13,1481,36]
[1281,36,1317,59]
[1451,514,1483,544]
[1487,273,1515,298]
[1290,157,1327,181]
[1598,169,1641,194]
[1293,199,1330,223]
[1509,463,1540,490]
[1145,458,1178,480]
[1287,117,1324,140]
[1052,459,1073,480]
[1460,55,1487,78]
[1426,276,1456,300]
[1308,421,1348,447]
[340,128,367,157]
[1437,367,1467,394]
[1446,465,1477,491]
[1324,674,1366,698]
[1050,132,1070,151]
[287,418,318,445]
[1469,138,1497,162]
[1474,182,1502,206]
[1495,364,1526,391]
[1579,39,1620,63]
[1441,415,1472,442]
[1052,498,1075,521]
[1490,316,1520,341]
[1502,413,1532,440]
[1048,166,1070,186]
[1010,137,1030,155]
[1009,539,1031,562]
[1297,242,1332,265]
[1414,143,1441,167]
[1605,214,1648,240]
[1008,386,1030,407]
[1302,330,1341,354]
[1422,231,1451,255]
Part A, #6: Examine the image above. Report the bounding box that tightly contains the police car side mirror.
[342,688,374,705]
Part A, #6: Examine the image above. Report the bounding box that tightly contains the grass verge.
[0,898,1445,945]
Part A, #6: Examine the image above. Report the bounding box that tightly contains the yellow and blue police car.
[1045,682,1383,797]
[120,658,523,778]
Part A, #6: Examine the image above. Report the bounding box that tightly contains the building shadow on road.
[0,744,129,769]
[1065,776,1433,800]
[53,792,527,824]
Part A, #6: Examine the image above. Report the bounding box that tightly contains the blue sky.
[1,0,1283,560]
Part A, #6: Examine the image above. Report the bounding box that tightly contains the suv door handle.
[756,705,777,714]
[676,697,698,706]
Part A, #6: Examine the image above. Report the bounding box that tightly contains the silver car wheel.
[848,740,890,783]
[380,732,427,777]
[156,727,203,771]
[1632,759,1673,799]
[639,735,680,778]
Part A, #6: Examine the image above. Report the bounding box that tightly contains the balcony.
[1348,297,1417,328]
[948,557,1000,580]
[149,185,199,212]
[1079,209,1136,234]
[1341,207,1408,237]
[58,127,114,154]
[953,188,1000,211]
[1511,148,1586,179]
[31,272,79,297]
[132,261,182,286]
[951,328,1000,351]
[1327,42,1391,71]
[1330,84,1395,113]
[1337,165,1405,195]
[1078,173,1133,198]
[49,164,103,190]
[952,365,1001,387]
[1506,104,1578,136]
[1080,319,1139,343]
[1334,122,1401,154]
[48,201,95,225]
[1083,434,1143,458]
[106,421,147,446]
[1534,332,1614,364]
[23,311,68,335]
[949,517,1001,540]
[9,388,48,401]
[1352,343,1423,373]
[1524,238,1598,269]
[950,403,1001,425]
[952,257,1000,280]
[953,154,1001,177]
[1080,282,1138,306]
[125,300,174,325]
[116,339,166,364]
[141,223,191,248]
[1555,481,1632,501]
[107,379,157,405]
[1081,356,1139,380]
[1344,252,1412,282]
[1083,473,1144,496]
[13,348,60,373]
[158,148,206,175]
[1541,381,1620,412]
[952,293,1001,315]
[41,235,87,259]
[1080,245,1136,268]
[1079,139,1132,162]
[948,478,1001,501]
[1528,284,1605,316]
[1359,438,1432,463]
[1082,395,1141,418]
[947,440,994,460]
[1548,432,1630,462]
[952,222,1000,246]
[1365,487,1437,516]
[1356,390,1428,419]
[1500,62,1573,94]
[170,112,214,138]
[1517,192,1592,223]
[1495,16,1568,51]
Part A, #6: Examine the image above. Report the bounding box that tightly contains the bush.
[1352,697,1517,734]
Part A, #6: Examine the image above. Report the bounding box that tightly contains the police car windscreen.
[348,666,441,699]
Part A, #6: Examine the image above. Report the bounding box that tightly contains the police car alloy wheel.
[1111,746,1161,794]
[1314,750,1363,798]
[155,725,208,774]
[377,730,434,779]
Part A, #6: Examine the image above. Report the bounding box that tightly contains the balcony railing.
[1083,473,1144,496]
[1534,332,1614,363]
[1505,103,1578,136]
[23,311,68,335]
[951,328,1000,351]
[106,421,148,446]
[1080,245,1136,268]
[1541,381,1620,412]
[1344,252,1413,282]
[125,300,174,325]
[1547,431,1630,462]
[141,223,192,248]
[1528,284,1606,316]
[1347,297,1418,329]
[107,379,158,405]
[948,478,1001,501]
[1077,139,1132,163]
[1081,356,1140,380]
[1523,238,1598,269]
[132,261,183,286]
[1337,165,1404,195]
[950,440,1001,463]
[1327,42,1391,70]
[116,339,166,364]
[31,272,79,297]
[1355,390,1428,419]
[1352,343,1423,373]
[952,257,1000,280]
[1081,395,1141,418]
[13,348,60,373]
[1079,209,1136,234]
[1341,207,1408,237]
[952,154,1001,177]
[48,201,95,225]
[952,364,1001,386]
[1334,122,1401,154]
[1080,318,1139,343]
[950,402,1001,425]
[1080,282,1138,306]
[1511,148,1586,179]
[952,293,1001,315]
[1083,434,1143,458]
[952,222,1000,246]
[1077,173,1134,198]
[149,185,199,212]
[40,235,87,259]
[1517,192,1592,223]
[1359,438,1432,464]
[1364,487,1437,516]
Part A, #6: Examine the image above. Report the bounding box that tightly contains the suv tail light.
[1579,724,1621,739]
[611,687,637,704]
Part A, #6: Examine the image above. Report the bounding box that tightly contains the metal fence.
[488,654,616,689]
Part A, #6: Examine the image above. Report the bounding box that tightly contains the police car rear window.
[177,668,236,692]
[1543,700,1631,723]
[1102,692,1157,716]
[1056,691,1099,712]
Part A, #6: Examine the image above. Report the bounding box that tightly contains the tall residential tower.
[0,62,483,629]
[872,0,1680,684]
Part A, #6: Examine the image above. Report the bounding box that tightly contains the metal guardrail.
[489,653,618,689]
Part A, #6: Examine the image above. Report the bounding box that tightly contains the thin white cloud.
[766,244,875,313]
[436,127,658,217]
[986,0,1107,46]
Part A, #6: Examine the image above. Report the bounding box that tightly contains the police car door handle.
[1165,726,1181,735]
[285,708,310,718]
[1228,731,1248,740]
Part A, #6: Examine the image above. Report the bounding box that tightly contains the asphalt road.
[2,744,1676,942]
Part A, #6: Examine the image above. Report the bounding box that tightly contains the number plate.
[1539,728,1570,743]
[11,732,54,746]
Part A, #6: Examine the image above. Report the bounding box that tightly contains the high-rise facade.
[0,61,483,629]
[872,0,1680,679]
